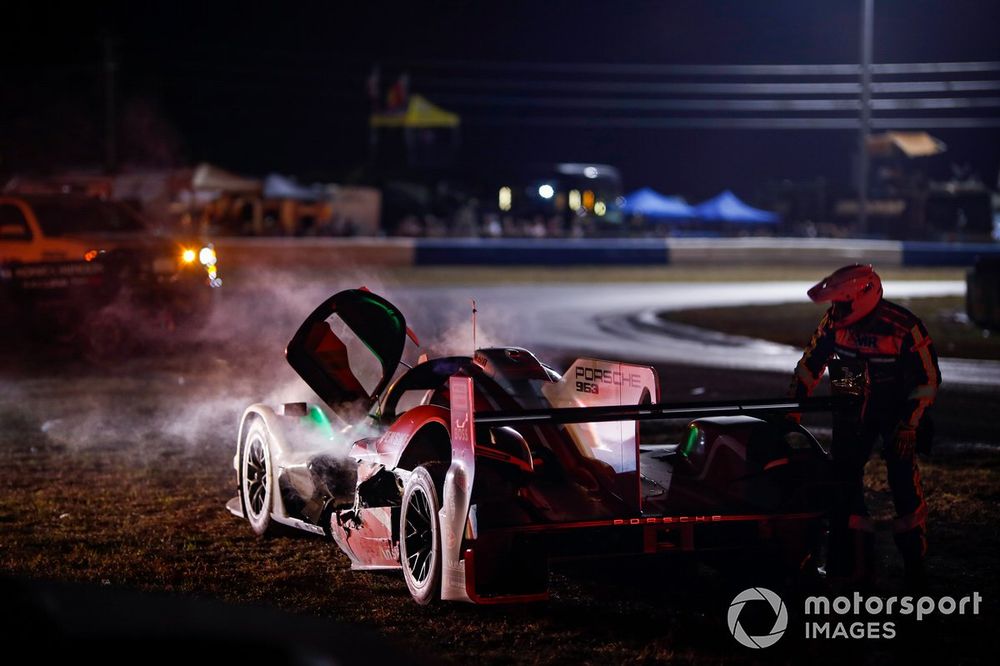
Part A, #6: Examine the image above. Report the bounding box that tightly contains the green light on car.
[301,404,335,439]
[681,425,700,458]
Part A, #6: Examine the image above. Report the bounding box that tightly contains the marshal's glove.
[892,426,917,458]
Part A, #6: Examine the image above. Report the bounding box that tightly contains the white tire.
[239,418,275,536]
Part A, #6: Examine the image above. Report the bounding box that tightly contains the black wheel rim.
[404,488,433,583]
[246,438,267,516]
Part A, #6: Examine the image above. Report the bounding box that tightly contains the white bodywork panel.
[542,357,659,472]
[440,375,475,602]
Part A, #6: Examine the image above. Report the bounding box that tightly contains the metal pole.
[103,33,117,174]
[858,0,874,235]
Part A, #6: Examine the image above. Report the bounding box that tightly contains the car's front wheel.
[399,466,442,604]
[239,417,275,536]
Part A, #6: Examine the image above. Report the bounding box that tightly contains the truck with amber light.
[0,194,219,354]
[229,289,847,604]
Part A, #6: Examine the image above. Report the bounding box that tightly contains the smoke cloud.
[3,265,540,465]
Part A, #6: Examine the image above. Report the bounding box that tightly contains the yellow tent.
[370,95,460,129]
[867,131,947,158]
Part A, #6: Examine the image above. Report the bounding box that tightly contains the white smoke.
[3,265,543,461]
[3,266,396,458]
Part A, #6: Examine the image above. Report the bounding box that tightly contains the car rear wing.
[473,394,859,426]
[440,376,858,604]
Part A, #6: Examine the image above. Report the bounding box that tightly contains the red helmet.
[807,264,882,328]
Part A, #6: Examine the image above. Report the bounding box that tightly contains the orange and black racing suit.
[790,299,941,574]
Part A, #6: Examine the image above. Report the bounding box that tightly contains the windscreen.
[30,198,145,236]
[323,313,383,397]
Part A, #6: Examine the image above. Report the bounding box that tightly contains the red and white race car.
[228,289,841,604]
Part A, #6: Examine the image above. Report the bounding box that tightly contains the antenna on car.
[471,299,478,353]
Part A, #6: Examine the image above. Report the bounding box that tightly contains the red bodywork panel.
[331,507,398,569]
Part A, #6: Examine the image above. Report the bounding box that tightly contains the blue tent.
[692,190,779,224]
[619,187,694,220]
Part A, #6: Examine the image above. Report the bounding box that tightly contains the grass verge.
[661,296,999,360]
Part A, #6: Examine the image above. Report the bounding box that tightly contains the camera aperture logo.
[727,587,788,649]
[727,588,983,647]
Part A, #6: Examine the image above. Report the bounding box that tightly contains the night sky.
[3,1,999,199]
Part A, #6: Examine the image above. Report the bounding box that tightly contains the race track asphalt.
[392,280,995,388]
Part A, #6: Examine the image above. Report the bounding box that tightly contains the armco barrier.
[413,238,669,265]
[209,236,999,269]
[664,237,904,266]
[414,237,905,266]
[212,237,415,269]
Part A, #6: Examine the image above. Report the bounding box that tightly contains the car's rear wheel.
[399,466,442,605]
[239,418,275,536]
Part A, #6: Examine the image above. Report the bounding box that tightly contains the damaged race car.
[229,289,849,604]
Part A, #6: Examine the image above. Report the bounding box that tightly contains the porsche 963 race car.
[228,289,845,604]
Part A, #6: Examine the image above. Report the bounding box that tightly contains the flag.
[366,64,381,110]
[386,73,409,112]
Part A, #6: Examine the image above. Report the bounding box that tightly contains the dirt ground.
[0,348,995,665]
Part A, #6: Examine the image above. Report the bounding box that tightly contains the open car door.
[286,289,413,409]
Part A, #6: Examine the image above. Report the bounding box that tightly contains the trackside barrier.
[414,238,669,265]
[209,237,1000,269]
[212,237,416,268]
[664,238,904,266]
[902,241,1000,267]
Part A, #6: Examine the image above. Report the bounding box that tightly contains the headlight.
[181,248,197,264]
[198,246,216,266]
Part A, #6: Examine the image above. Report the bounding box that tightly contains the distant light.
[181,249,196,264]
[198,246,217,266]
[498,186,512,211]
[83,249,99,262]
[538,184,555,199]
[583,166,599,179]
[568,189,581,210]
[582,190,595,210]
[594,201,607,216]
